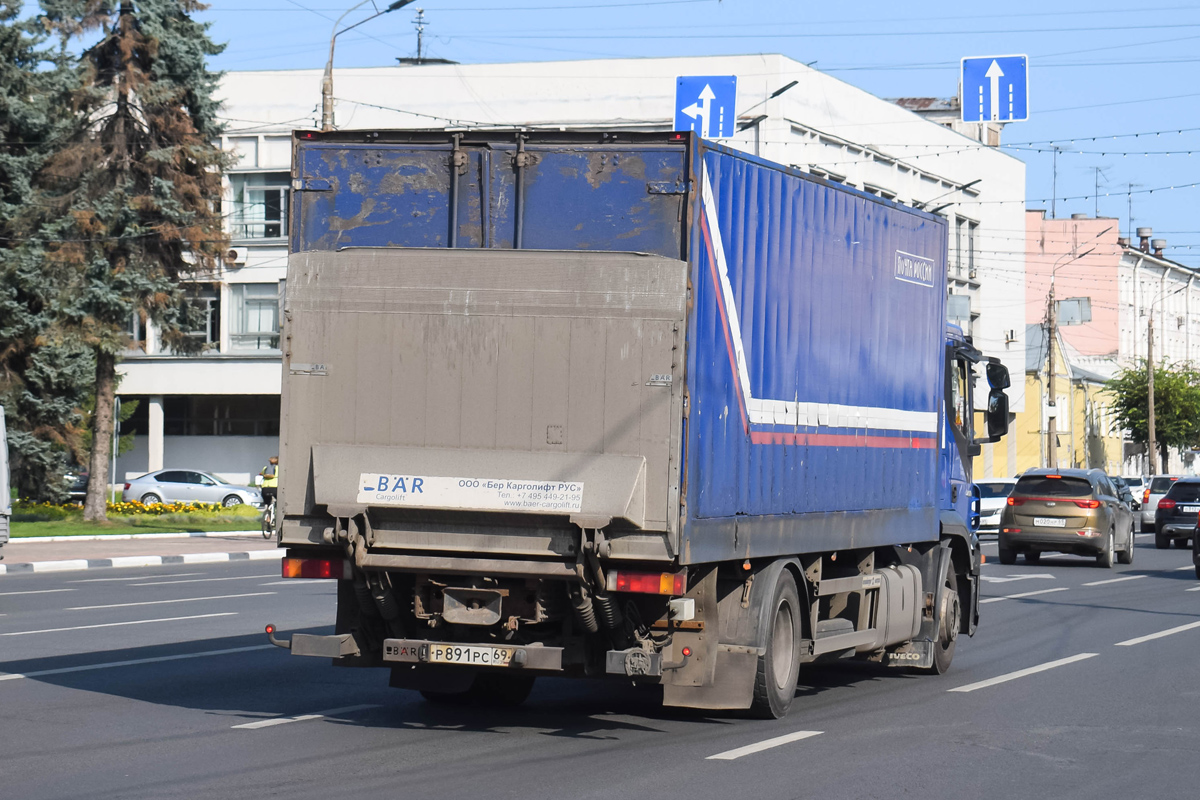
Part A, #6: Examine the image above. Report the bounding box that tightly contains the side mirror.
[986,389,1009,439]
[986,359,1011,390]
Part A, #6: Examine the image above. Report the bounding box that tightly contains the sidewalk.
[0,533,283,575]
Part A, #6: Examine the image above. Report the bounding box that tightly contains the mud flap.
[662,645,760,709]
[660,566,718,699]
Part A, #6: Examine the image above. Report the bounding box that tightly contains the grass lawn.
[11,506,262,537]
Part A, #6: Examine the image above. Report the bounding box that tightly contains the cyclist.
[260,456,279,504]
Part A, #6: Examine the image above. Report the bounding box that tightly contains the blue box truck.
[267,130,1011,717]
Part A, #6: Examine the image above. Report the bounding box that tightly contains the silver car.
[122,470,262,507]
[1141,475,1183,532]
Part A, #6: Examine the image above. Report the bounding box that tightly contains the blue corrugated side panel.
[292,141,686,257]
[682,143,947,552]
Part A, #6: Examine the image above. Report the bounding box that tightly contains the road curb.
[0,548,284,575]
[11,530,263,544]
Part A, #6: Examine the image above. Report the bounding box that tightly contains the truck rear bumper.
[382,638,564,671]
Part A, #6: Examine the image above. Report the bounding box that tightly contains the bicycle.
[261,493,277,539]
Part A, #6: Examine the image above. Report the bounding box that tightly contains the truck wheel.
[997,547,1016,565]
[1155,533,1169,549]
[750,570,803,719]
[1097,530,1115,569]
[926,569,959,675]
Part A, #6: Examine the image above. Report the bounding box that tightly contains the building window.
[163,395,281,436]
[182,284,220,347]
[230,172,289,240]
[230,283,281,351]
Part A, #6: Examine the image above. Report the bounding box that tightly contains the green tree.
[1107,360,1200,474]
[35,0,229,519]
[0,1,93,501]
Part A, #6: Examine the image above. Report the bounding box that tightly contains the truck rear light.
[282,557,349,579]
[1158,499,1177,510]
[607,569,687,595]
[1074,499,1102,509]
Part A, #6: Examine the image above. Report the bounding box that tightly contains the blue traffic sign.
[675,76,737,138]
[961,55,1028,123]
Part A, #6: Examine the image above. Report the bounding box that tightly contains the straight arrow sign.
[985,60,1004,121]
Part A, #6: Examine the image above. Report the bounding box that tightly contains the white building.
[116,53,1027,481]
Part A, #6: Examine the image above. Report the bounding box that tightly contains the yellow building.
[976,324,1123,478]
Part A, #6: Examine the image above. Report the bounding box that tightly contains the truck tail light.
[1074,499,1102,509]
[282,557,349,579]
[607,569,687,595]
[1158,498,1176,510]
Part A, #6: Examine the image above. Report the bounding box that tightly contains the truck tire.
[926,569,959,675]
[997,547,1016,565]
[750,570,803,719]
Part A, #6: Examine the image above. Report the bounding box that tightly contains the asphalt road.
[2,534,1198,800]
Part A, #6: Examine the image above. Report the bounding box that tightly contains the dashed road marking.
[0,643,272,681]
[232,704,382,730]
[1115,620,1200,647]
[0,612,237,638]
[131,574,276,587]
[948,653,1099,693]
[69,573,204,583]
[979,587,1068,604]
[0,588,75,596]
[67,592,274,611]
[706,730,823,760]
[980,574,1054,584]
[1082,575,1147,587]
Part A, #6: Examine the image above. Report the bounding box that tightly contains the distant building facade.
[116,53,1028,481]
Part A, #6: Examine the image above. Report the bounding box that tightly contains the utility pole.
[1050,146,1060,219]
[321,0,415,132]
[414,7,426,61]
[1046,283,1058,468]
[1147,311,1157,476]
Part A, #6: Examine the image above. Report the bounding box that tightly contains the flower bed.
[13,499,260,523]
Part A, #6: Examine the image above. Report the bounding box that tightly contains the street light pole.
[321,0,416,132]
[1147,311,1157,476]
[1044,245,1096,468]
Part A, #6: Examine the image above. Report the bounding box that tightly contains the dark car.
[998,468,1135,567]
[1152,478,1200,550]
[64,471,89,503]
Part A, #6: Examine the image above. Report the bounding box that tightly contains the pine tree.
[0,1,93,501]
[37,0,229,519]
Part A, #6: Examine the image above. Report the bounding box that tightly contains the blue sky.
[202,0,1200,264]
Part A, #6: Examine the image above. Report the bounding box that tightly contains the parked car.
[122,470,262,507]
[63,471,89,503]
[1152,477,1200,549]
[1141,475,1183,532]
[975,478,1017,532]
[1112,476,1140,512]
[998,468,1135,568]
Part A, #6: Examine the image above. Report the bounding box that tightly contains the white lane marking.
[0,643,272,682]
[705,730,824,761]
[979,587,1068,604]
[0,588,76,596]
[232,704,382,730]
[980,574,1054,584]
[1115,620,1200,647]
[948,653,1099,693]
[69,573,204,583]
[1175,565,1195,571]
[258,580,334,587]
[0,612,237,638]
[67,592,274,611]
[1082,575,1147,587]
[131,574,276,587]
[1186,586,1200,592]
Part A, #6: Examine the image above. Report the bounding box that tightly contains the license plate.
[1034,517,1067,528]
[1184,506,1200,513]
[426,643,515,667]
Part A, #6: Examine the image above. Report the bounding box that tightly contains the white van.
[0,405,9,555]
